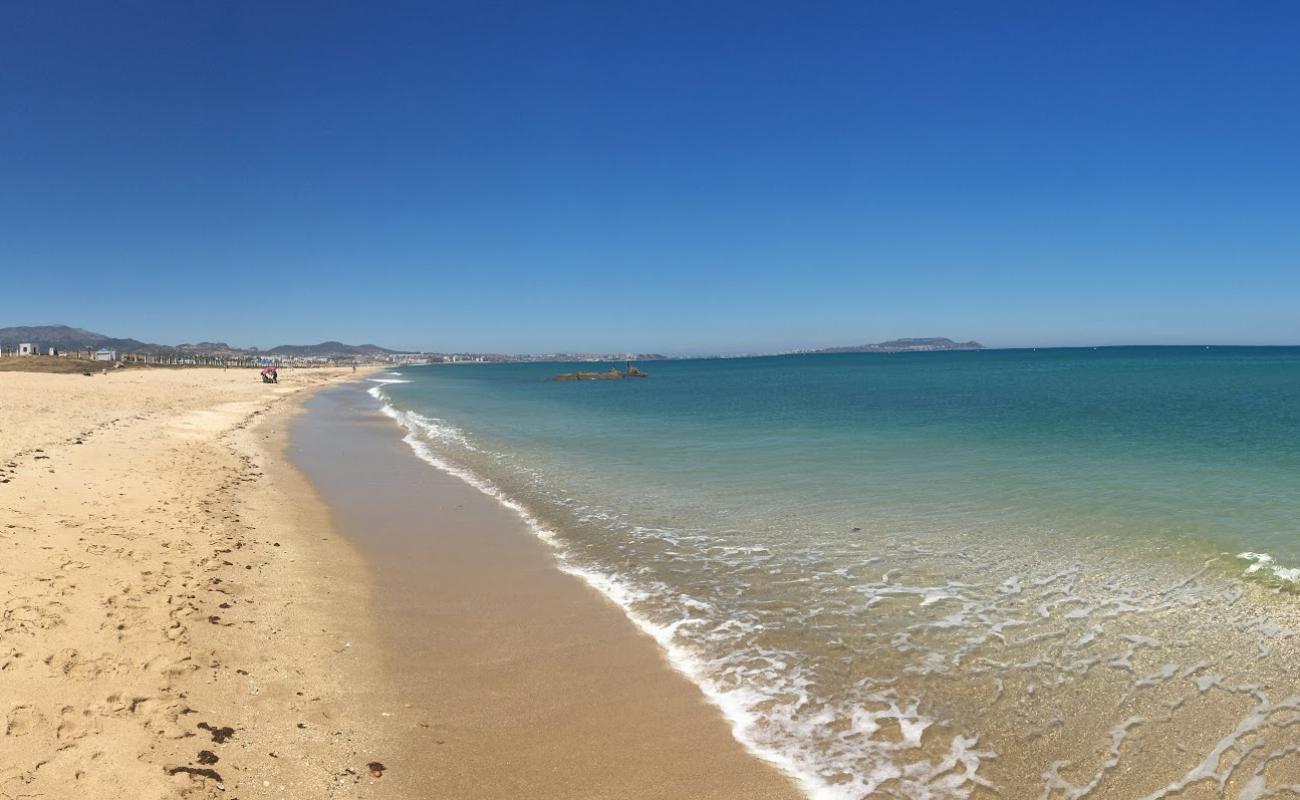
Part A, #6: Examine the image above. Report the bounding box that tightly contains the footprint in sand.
[56,705,97,741]
[5,704,43,736]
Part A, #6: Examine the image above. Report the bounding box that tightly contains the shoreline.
[336,363,1300,798]
[364,382,828,795]
[289,381,805,798]
[1,367,396,799]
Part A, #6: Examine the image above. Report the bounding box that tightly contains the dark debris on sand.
[198,721,236,743]
[167,765,224,785]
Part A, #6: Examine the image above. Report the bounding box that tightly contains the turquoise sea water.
[367,348,1300,798]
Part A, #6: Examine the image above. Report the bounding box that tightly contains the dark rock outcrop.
[552,366,649,381]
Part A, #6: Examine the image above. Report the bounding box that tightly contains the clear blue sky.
[3,1,1299,353]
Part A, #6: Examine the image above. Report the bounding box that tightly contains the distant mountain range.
[0,325,164,354]
[265,341,397,357]
[0,325,396,359]
[805,337,984,354]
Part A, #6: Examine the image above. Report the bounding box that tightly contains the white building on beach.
[93,348,117,361]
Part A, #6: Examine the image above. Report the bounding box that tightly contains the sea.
[364,347,1300,799]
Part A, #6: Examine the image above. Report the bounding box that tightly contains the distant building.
[93,348,117,361]
[17,342,37,356]
[48,347,59,356]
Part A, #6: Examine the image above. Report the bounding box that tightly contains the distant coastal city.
[0,325,984,368]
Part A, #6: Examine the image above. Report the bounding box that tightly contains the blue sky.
[2,1,1299,353]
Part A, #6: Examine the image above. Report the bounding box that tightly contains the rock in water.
[551,366,648,381]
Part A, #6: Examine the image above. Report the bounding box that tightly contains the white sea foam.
[393,409,478,451]
[368,384,476,450]
[1236,552,1300,583]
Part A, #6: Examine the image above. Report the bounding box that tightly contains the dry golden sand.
[2,367,805,800]
[1,367,393,799]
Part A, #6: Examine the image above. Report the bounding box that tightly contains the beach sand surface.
[2,367,803,799]
[1,367,393,799]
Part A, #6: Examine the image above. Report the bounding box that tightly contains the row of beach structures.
[1,344,269,367]
[112,353,317,367]
[3,343,118,360]
[0,344,369,368]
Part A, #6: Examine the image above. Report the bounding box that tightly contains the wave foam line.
[365,393,829,799]
[1236,552,1300,583]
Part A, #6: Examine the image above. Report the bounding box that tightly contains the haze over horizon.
[7,323,1300,359]
[4,2,1299,353]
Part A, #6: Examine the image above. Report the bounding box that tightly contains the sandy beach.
[1,366,802,799]
[1,366,395,799]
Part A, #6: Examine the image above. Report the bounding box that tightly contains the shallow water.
[367,349,1300,798]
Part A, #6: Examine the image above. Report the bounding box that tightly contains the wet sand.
[289,383,804,799]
